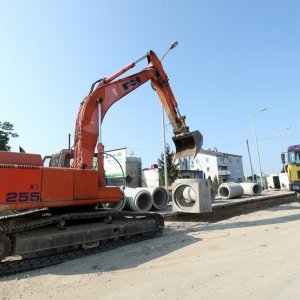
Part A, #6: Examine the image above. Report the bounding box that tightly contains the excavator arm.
[72,50,202,181]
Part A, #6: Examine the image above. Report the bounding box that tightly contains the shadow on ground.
[170,203,300,235]
[2,227,201,281]
[2,201,299,281]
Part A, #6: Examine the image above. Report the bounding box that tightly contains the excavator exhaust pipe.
[173,130,203,160]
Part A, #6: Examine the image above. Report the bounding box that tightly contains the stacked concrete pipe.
[218,182,244,199]
[240,182,262,196]
[142,187,169,210]
[123,187,153,212]
[102,189,126,211]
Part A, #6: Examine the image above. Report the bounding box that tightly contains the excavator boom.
[73,50,202,172]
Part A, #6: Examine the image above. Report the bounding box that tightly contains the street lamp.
[253,107,268,188]
[161,41,178,61]
[246,139,255,182]
[161,41,178,190]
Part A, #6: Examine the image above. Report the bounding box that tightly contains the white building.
[180,149,244,183]
[141,166,160,187]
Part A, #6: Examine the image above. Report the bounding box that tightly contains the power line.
[33,136,68,151]
[103,142,162,153]
[216,135,300,151]
[217,140,246,150]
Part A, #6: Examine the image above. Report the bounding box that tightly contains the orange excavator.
[0,50,202,269]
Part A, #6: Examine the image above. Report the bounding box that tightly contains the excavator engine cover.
[173,130,203,160]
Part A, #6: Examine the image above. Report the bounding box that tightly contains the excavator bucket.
[172,130,203,160]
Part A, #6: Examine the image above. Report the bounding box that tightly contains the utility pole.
[246,139,254,182]
[162,105,168,189]
[253,107,268,189]
[68,133,71,150]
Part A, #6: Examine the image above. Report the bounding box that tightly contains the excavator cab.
[172,130,203,160]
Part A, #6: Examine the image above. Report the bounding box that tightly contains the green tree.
[0,121,19,151]
[207,175,212,186]
[212,175,219,193]
[158,144,179,186]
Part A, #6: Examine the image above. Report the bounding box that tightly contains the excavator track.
[0,208,49,222]
[0,228,159,277]
[0,210,164,277]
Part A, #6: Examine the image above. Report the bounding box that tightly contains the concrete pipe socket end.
[240,182,262,196]
[102,190,126,211]
[218,183,244,199]
[173,185,197,211]
[135,191,153,212]
[124,188,153,213]
[253,184,262,195]
[150,187,169,210]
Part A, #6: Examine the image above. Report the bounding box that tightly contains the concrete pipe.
[182,185,215,203]
[142,187,169,210]
[182,186,197,201]
[123,187,153,213]
[218,182,244,199]
[181,185,215,203]
[102,190,126,211]
[240,182,262,196]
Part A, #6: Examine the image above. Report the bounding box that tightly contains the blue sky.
[1,0,299,176]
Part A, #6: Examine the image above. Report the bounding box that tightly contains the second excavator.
[0,49,202,271]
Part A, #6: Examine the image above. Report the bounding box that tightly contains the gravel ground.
[1,201,300,300]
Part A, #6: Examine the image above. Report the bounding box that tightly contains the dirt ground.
[1,201,300,300]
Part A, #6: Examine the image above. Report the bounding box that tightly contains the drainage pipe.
[182,185,215,203]
[182,186,196,201]
[218,182,244,199]
[102,189,126,211]
[240,182,262,196]
[123,187,153,212]
[142,187,169,210]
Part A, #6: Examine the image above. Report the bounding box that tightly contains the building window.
[207,167,210,172]
[206,158,209,162]
[236,159,239,164]
[220,156,227,163]
[229,158,231,163]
